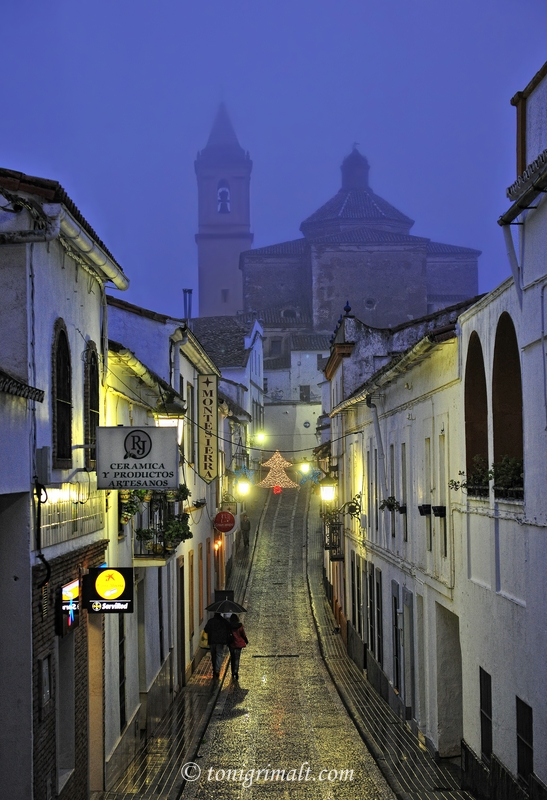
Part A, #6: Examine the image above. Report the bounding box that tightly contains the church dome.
[299,149,414,239]
[341,147,370,190]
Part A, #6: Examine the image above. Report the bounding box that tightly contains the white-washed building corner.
[0,168,128,800]
[320,57,547,800]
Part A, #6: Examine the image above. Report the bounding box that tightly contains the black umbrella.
[205,599,247,614]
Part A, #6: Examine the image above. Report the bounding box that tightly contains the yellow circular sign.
[95,569,126,600]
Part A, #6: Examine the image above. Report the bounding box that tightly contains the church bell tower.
[195,104,253,316]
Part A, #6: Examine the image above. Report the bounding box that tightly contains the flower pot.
[417,504,431,516]
[432,505,446,518]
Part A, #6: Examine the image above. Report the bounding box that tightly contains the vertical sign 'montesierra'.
[198,375,218,483]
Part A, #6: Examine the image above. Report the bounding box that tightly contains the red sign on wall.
[214,511,235,533]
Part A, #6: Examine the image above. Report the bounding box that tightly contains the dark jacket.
[205,613,232,645]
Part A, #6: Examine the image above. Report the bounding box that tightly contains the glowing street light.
[253,431,266,445]
[236,479,251,496]
[299,459,310,474]
[319,476,337,503]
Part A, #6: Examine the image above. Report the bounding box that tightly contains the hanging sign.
[214,511,235,533]
[82,567,134,613]
[56,578,80,637]
[198,375,218,483]
[96,427,178,490]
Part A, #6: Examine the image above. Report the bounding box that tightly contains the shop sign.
[214,511,236,533]
[96,427,178,490]
[83,567,134,613]
[56,578,80,637]
[198,375,218,483]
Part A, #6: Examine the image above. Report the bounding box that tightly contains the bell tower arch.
[195,103,253,316]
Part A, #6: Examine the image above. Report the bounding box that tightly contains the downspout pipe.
[367,394,388,488]
[366,394,389,497]
[502,224,523,307]
[367,394,389,548]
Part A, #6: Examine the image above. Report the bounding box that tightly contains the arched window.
[492,312,523,465]
[52,321,72,468]
[217,179,231,213]
[84,343,100,469]
[464,332,488,479]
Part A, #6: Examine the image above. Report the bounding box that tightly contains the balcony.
[40,482,105,548]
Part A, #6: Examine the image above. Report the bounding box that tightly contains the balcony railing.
[39,483,105,548]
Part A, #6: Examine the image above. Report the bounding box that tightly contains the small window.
[368,562,375,655]
[39,655,52,721]
[53,322,72,469]
[516,697,533,785]
[263,377,268,393]
[375,569,383,666]
[270,339,282,357]
[479,667,492,764]
[221,289,229,303]
[300,385,310,402]
[84,344,100,469]
[217,179,231,213]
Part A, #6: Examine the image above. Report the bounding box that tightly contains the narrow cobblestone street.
[182,487,395,800]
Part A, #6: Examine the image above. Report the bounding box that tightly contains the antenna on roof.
[352,141,360,150]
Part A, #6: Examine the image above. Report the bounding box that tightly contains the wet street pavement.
[181,487,395,800]
[95,485,475,800]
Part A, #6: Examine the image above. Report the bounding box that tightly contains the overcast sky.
[2,1,547,318]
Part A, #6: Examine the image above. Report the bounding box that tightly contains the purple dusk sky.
[2,1,547,318]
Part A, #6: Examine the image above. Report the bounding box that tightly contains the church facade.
[240,147,480,335]
[195,106,481,462]
[195,105,480,336]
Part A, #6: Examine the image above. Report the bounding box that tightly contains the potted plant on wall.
[491,455,524,500]
[448,454,491,498]
[120,492,142,524]
[162,513,192,550]
[165,484,191,502]
[379,496,400,512]
[135,528,155,552]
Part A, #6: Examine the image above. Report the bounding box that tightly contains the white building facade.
[324,59,547,800]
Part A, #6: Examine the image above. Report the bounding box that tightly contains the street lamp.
[236,478,251,496]
[319,476,337,503]
[299,459,311,474]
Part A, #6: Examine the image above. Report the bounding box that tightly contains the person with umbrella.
[228,613,248,680]
[204,599,247,678]
[204,613,232,678]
